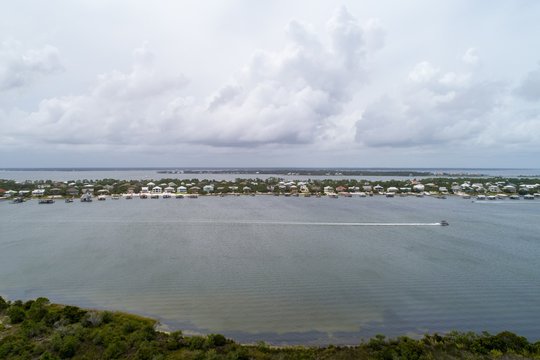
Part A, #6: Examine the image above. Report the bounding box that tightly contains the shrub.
[206,333,227,347]
[0,296,8,312]
[60,305,87,324]
[7,306,26,324]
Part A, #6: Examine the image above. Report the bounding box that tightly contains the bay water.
[1,195,539,344]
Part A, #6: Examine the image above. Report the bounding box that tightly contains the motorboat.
[39,198,55,204]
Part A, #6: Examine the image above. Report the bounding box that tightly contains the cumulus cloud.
[1,7,384,151]
[0,40,63,91]
[462,47,479,65]
[356,54,509,148]
[514,63,540,101]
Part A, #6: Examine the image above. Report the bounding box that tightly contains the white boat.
[476,195,486,200]
[80,193,93,202]
[487,195,497,200]
[509,195,520,200]
[524,194,534,200]
[97,195,106,201]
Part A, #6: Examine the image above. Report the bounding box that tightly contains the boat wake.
[180,220,445,226]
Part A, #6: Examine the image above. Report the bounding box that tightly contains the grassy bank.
[1,297,539,359]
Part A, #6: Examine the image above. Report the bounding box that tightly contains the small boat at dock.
[80,193,93,202]
[39,198,55,204]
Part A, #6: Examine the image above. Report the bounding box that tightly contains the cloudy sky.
[1,1,539,168]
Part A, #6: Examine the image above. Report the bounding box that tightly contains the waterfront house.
[32,189,46,196]
[141,187,149,194]
[413,184,425,192]
[373,185,384,193]
[164,186,175,193]
[386,187,399,193]
[151,186,162,194]
[323,186,334,194]
[177,186,187,193]
[451,184,461,193]
[336,186,347,193]
[203,185,214,193]
[66,188,79,196]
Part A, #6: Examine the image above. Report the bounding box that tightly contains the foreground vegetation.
[1,297,539,359]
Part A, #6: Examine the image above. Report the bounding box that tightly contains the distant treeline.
[157,169,443,176]
[1,296,539,359]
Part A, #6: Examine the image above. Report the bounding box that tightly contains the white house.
[140,187,149,194]
[413,184,425,192]
[323,186,334,194]
[151,186,162,194]
[203,185,214,193]
[177,186,187,193]
[164,186,175,193]
[32,189,46,196]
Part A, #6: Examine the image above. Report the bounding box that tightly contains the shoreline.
[1,296,539,359]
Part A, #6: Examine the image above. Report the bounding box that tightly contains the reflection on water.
[1,196,539,344]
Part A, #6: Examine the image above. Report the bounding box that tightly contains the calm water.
[1,168,539,182]
[1,196,539,344]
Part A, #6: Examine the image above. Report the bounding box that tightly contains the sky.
[1,0,540,168]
